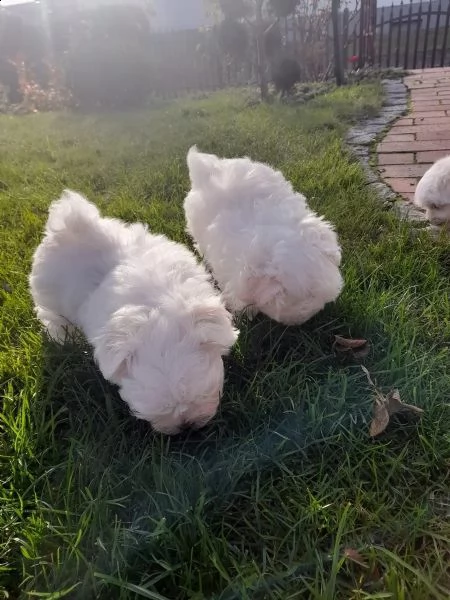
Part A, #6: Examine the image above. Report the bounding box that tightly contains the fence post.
[386,2,394,67]
[395,1,404,67]
[343,8,349,69]
[413,0,423,69]
[359,0,367,66]
[404,0,413,69]
[431,0,442,68]
[441,0,450,66]
[423,0,433,68]
[332,0,344,85]
[378,4,385,66]
[369,0,378,67]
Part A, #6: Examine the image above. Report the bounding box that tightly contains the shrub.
[272,57,301,95]
[0,83,9,113]
[0,59,22,104]
[17,62,72,112]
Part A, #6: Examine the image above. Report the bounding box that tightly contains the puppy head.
[414,192,450,226]
[93,302,238,434]
[415,161,450,226]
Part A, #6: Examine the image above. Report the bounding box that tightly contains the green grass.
[1,83,449,600]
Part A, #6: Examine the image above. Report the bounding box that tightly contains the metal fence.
[1,0,450,102]
[343,0,450,70]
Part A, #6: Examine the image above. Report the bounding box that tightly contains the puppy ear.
[187,146,219,187]
[192,303,238,355]
[243,275,285,307]
[93,306,152,384]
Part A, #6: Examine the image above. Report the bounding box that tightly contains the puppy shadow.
[31,326,381,594]
[232,308,344,370]
[34,301,359,458]
[36,332,247,452]
[37,334,155,446]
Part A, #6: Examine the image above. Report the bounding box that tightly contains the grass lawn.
[1,83,449,600]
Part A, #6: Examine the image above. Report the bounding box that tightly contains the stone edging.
[346,79,427,223]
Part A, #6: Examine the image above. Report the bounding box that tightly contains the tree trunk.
[255,0,269,101]
[331,0,344,86]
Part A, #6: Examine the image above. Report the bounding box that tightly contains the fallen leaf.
[334,335,368,349]
[385,388,402,414]
[361,366,377,388]
[385,389,424,416]
[370,400,390,437]
[344,548,368,568]
[334,336,370,361]
[353,344,371,360]
[362,366,424,438]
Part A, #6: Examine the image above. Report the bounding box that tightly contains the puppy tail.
[46,190,100,235]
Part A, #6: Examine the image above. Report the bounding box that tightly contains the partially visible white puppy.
[184,147,343,325]
[414,155,450,227]
[30,191,238,434]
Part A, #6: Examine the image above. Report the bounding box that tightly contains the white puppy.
[414,155,450,227]
[184,147,343,325]
[30,191,238,434]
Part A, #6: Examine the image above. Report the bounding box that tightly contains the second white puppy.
[30,191,238,434]
[184,147,343,325]
[414,155,450,227]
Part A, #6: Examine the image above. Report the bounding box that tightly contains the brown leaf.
[353,345,371,360]
[365,563,383,585]
[370,400,390,437]
[344,548,368,568]
[385,389,424,416]
[334,335,368,349]
[362,367,424,438]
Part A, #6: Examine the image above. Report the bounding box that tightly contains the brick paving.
[377,68,450,203]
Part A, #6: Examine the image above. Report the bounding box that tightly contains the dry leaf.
[362,367,424,438]
[353,345,371,360]
[385,389,424,416]
[334,335,368,349]
[370,400,390,437]
[334,336,370,360]
[344,548,368,568]
[361,366,376,388]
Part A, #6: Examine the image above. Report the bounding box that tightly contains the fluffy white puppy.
[30,191,238,434]
[414,155,450,227]
[184,147,343,325]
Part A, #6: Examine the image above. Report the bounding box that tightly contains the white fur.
[184,147,343,325]
[414,155,450,227]
[30,190,238,434]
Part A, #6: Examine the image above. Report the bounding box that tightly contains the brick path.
[377,68,450,206]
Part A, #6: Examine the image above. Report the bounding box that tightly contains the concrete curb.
[346,79,428,224]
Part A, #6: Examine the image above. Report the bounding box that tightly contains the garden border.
[346,78,427,224]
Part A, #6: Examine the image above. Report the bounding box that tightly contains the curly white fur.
[184,147,343,325]
[414,155,450,227]
[29,191,238,434]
